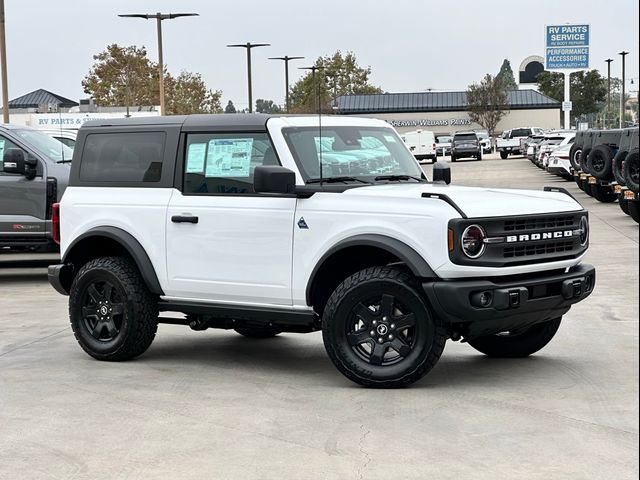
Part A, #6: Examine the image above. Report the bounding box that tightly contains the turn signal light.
[448,229,454,252]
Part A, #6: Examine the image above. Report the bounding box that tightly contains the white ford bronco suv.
[48,115,595,387]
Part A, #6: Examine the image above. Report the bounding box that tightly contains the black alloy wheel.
[69,257,158,361]
[322,267,446,388]
[81,280,124,341]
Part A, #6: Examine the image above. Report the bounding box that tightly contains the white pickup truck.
[497,127,544,159]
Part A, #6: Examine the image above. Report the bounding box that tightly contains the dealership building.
[334,89,561,135]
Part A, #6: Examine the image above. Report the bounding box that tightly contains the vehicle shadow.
[143,331,570,389]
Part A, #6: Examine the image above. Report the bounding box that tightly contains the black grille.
[504,241,574,258]
[503,215,575,231]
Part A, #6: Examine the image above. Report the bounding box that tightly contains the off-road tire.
[591,183,617,203]
[322,266,446,388]
[581,148,593,175]
[69,256,158,361]
[499,150,508,159]
[618,197,630,215]
[569,145,582,171]
[612,150,628,186]
[628,201,640,224]
[587,144,615,180]
[623,149,639,193]
[234,326,280,338]
[468,318,562,358]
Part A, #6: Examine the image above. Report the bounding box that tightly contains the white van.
[401,129,437,163]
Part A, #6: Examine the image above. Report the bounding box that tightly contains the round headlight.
[461,224,486,258]
[579,216,589,246]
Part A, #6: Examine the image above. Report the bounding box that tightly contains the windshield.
[436,136,452,143]
[453,134,477,143]
[14,129,74,162]
[282,126,423,182]
[510,128,532,138]
[475,132,489,139]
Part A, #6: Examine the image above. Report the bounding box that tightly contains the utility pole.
[0,0,10,123]
[118,12,199,116]
[269,55,304,113]
[618,51,629,128]
[605,58,613,128]
[228,43,270,113]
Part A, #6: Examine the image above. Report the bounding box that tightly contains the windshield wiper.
[374,174,424,183]
[307,176,371,184]
[57,159,72,164]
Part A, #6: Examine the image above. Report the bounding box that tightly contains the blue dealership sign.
[546,47,589,69]
[545,24,590,70]
[546,25,589,47]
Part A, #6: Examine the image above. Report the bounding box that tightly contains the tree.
[536,70,607,119]
[83,44,222,115]
[496,59,517,90]
[288,51,383,113]
[224,100,237,113]
[255,99,282,114]
[466,74,510,137]
[82,44,159,107]
[164,71,222,115]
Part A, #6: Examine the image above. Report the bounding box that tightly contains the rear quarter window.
[79,132,166,182]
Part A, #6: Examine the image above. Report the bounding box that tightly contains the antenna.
[300,65,325,182]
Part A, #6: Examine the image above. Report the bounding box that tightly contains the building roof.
[334,89,560,114]
[8,89,79,109]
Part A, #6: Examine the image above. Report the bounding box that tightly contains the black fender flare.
[305,234,438,305]
[63,226,164,295]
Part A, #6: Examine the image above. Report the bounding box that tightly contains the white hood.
[342,183,583,218]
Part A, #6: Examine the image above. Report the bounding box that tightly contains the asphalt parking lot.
[1,154,638,480]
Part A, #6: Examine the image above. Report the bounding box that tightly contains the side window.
[79,132,165,183]
[183,132,279,195]
[0,136,25,175]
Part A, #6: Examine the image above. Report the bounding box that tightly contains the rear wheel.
[569,145,582,171]
[468,318,562,358]
[623,149,639,193]
[499,150,508,159]
[628,201,640,224]
[322,267,446,388]
[612,150,628,185]
[69,257,158,361]
[591,183,617,203]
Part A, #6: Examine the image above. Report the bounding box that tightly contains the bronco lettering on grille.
[506,230,573,243]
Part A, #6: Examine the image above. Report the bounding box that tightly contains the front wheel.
[499,150,509,159]
[69,257,158,361]
[467,318,561,358]
[322,267,446,388]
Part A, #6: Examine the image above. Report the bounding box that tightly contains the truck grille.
[503,215,575,231]
[504,240,574,258]
[448,211,588,267]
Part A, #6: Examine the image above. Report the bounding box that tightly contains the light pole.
[118,12,199,116]
[0,0,10,123]
[299,65,324,114]
[618,51,629,128]
[605,58,613,128]
[227,43,270,113]
[269,55,304,113]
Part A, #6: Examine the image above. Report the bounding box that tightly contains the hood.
[341,183,582,218]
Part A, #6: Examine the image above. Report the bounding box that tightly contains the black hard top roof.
[82,113,275,130]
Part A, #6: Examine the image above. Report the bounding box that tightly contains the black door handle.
[171,215,199,224]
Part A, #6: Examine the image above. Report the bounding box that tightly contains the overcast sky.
[3,0,639,109]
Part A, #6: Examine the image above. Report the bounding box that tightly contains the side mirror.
[254,165,296,194]
[2,148,37,180]
[432,162,451,185]
[3,148,26,175]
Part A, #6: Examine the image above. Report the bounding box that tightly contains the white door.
[165,132,296,306]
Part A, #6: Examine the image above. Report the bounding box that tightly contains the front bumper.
[422,263,595,338]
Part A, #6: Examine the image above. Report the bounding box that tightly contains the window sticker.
[383,135,397,143]
[186,143,207,173]
[205,138,253,178]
